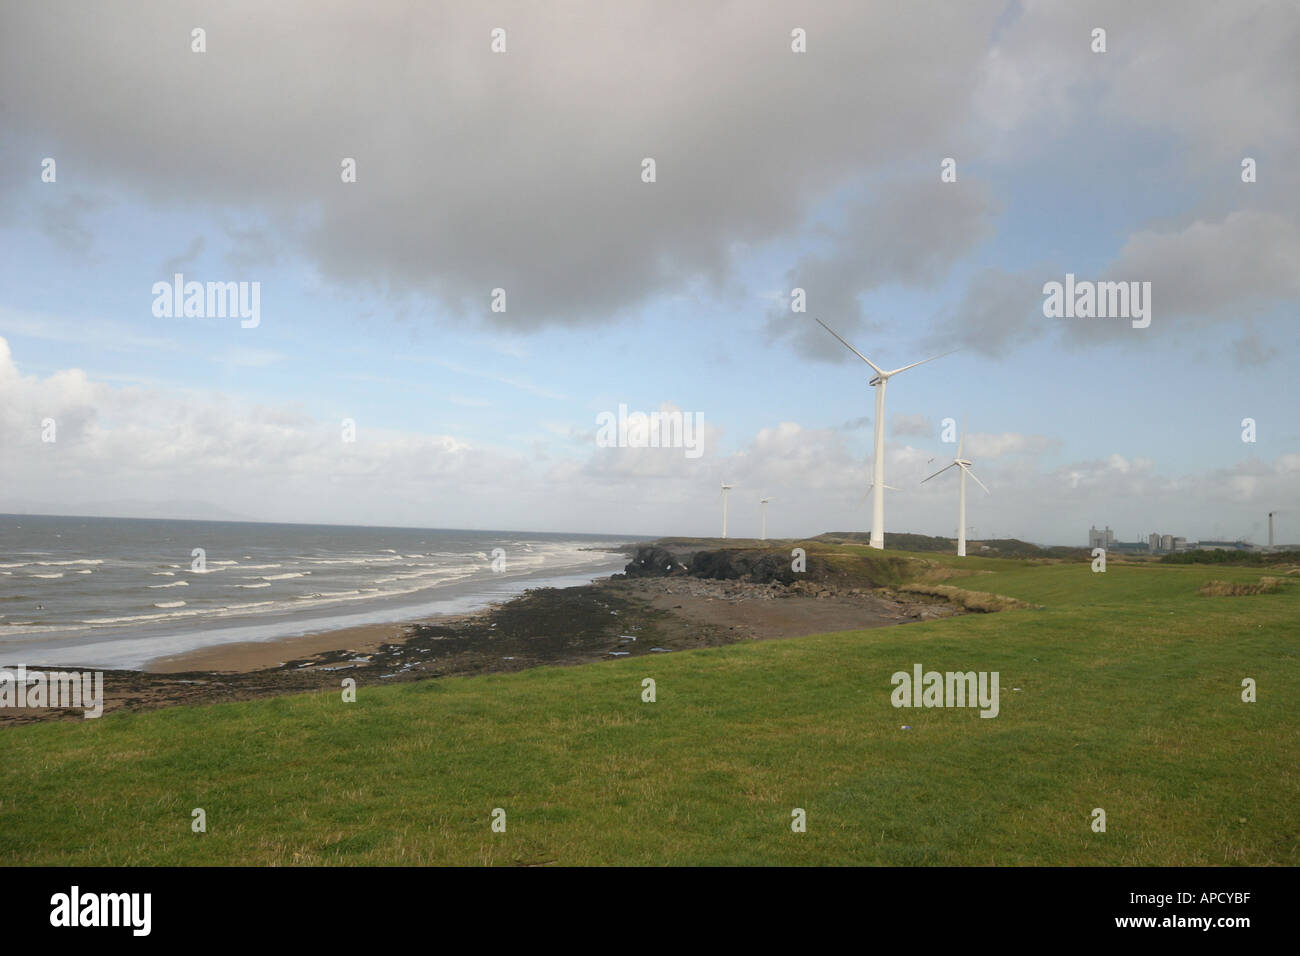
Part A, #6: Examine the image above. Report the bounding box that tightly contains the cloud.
[1113,210,1300,318]
[974,0,1300,166]
[964,431,1060,459]
[0,0,1008,330]
[928,267,1046,357]
[891,413,933,438]
[1232,333,1279,367]
[35,192,98,253]
[767,178,996,360]
[160,236,206,275]
[1,336,1293,541]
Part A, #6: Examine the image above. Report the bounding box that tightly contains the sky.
[0,0,1297,545]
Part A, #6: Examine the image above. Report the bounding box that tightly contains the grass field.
[3,551,1296,865]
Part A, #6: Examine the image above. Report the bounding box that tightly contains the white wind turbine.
[759,497,771,541]
[920,416,989,557]
[816,318,954,549]
[719,481,733,538]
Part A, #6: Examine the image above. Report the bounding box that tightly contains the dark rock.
[688,548,818,585]
[624,545,688,577]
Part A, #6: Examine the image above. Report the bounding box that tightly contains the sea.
[0,514,639,670]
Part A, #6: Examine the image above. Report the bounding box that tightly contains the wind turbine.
[921,416,989,557]
[719,481,733,539]
[1268,510,1282,548]
[815,318,954,549]
[759,497,771,541]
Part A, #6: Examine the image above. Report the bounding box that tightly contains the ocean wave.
[233,583,271,589]
[148,580,190,589]
[304,555,405,565]
[31,572,64,579]
[35,559,104,566]
[153,600,186,609]
[261,572,309,580]
[81,609,205,625]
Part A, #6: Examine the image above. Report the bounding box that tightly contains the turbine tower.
[760,497,771,541]
[1268,510,1281,548]
[816,318,954,549]
[719,481,733,539]
[921,416,990,558]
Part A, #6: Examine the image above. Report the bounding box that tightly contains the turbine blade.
[815,319,885,376]
[921,462,958,484]
[886,349,959,377]
[957,414,966,459]
[962,465,991,495]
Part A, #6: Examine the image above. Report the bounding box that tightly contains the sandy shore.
[147,618,451,674]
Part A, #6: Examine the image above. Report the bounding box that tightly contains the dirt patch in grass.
[888,583,1039,613]
[1198,577,1285,597]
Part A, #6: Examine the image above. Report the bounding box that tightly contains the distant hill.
[1160,549,1300,567]
[813,531,1088,560]
[648,532,1088,561]
[0,499,258,523]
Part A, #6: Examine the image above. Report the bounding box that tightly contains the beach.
[1,560,960,725]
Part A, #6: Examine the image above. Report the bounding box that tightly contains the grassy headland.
[2,543,1296,865]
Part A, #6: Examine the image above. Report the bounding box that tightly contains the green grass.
[3,554,1296,865]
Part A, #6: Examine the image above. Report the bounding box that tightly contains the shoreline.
[144,610,486,674]
[2,554,962,725]
[3,548,633,674]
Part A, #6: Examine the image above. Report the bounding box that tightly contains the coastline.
[2,547,962,725]
[1,546,634,673]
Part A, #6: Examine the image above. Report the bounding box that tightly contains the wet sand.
[147,619,454,674]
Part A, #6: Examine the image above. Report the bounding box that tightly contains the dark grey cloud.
[766,178,996,360]
[160,235,205,275]
[1233,333,1280,367]
[0,0,1007,329]
[927,267,1046,357]
[35,193,98,254]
